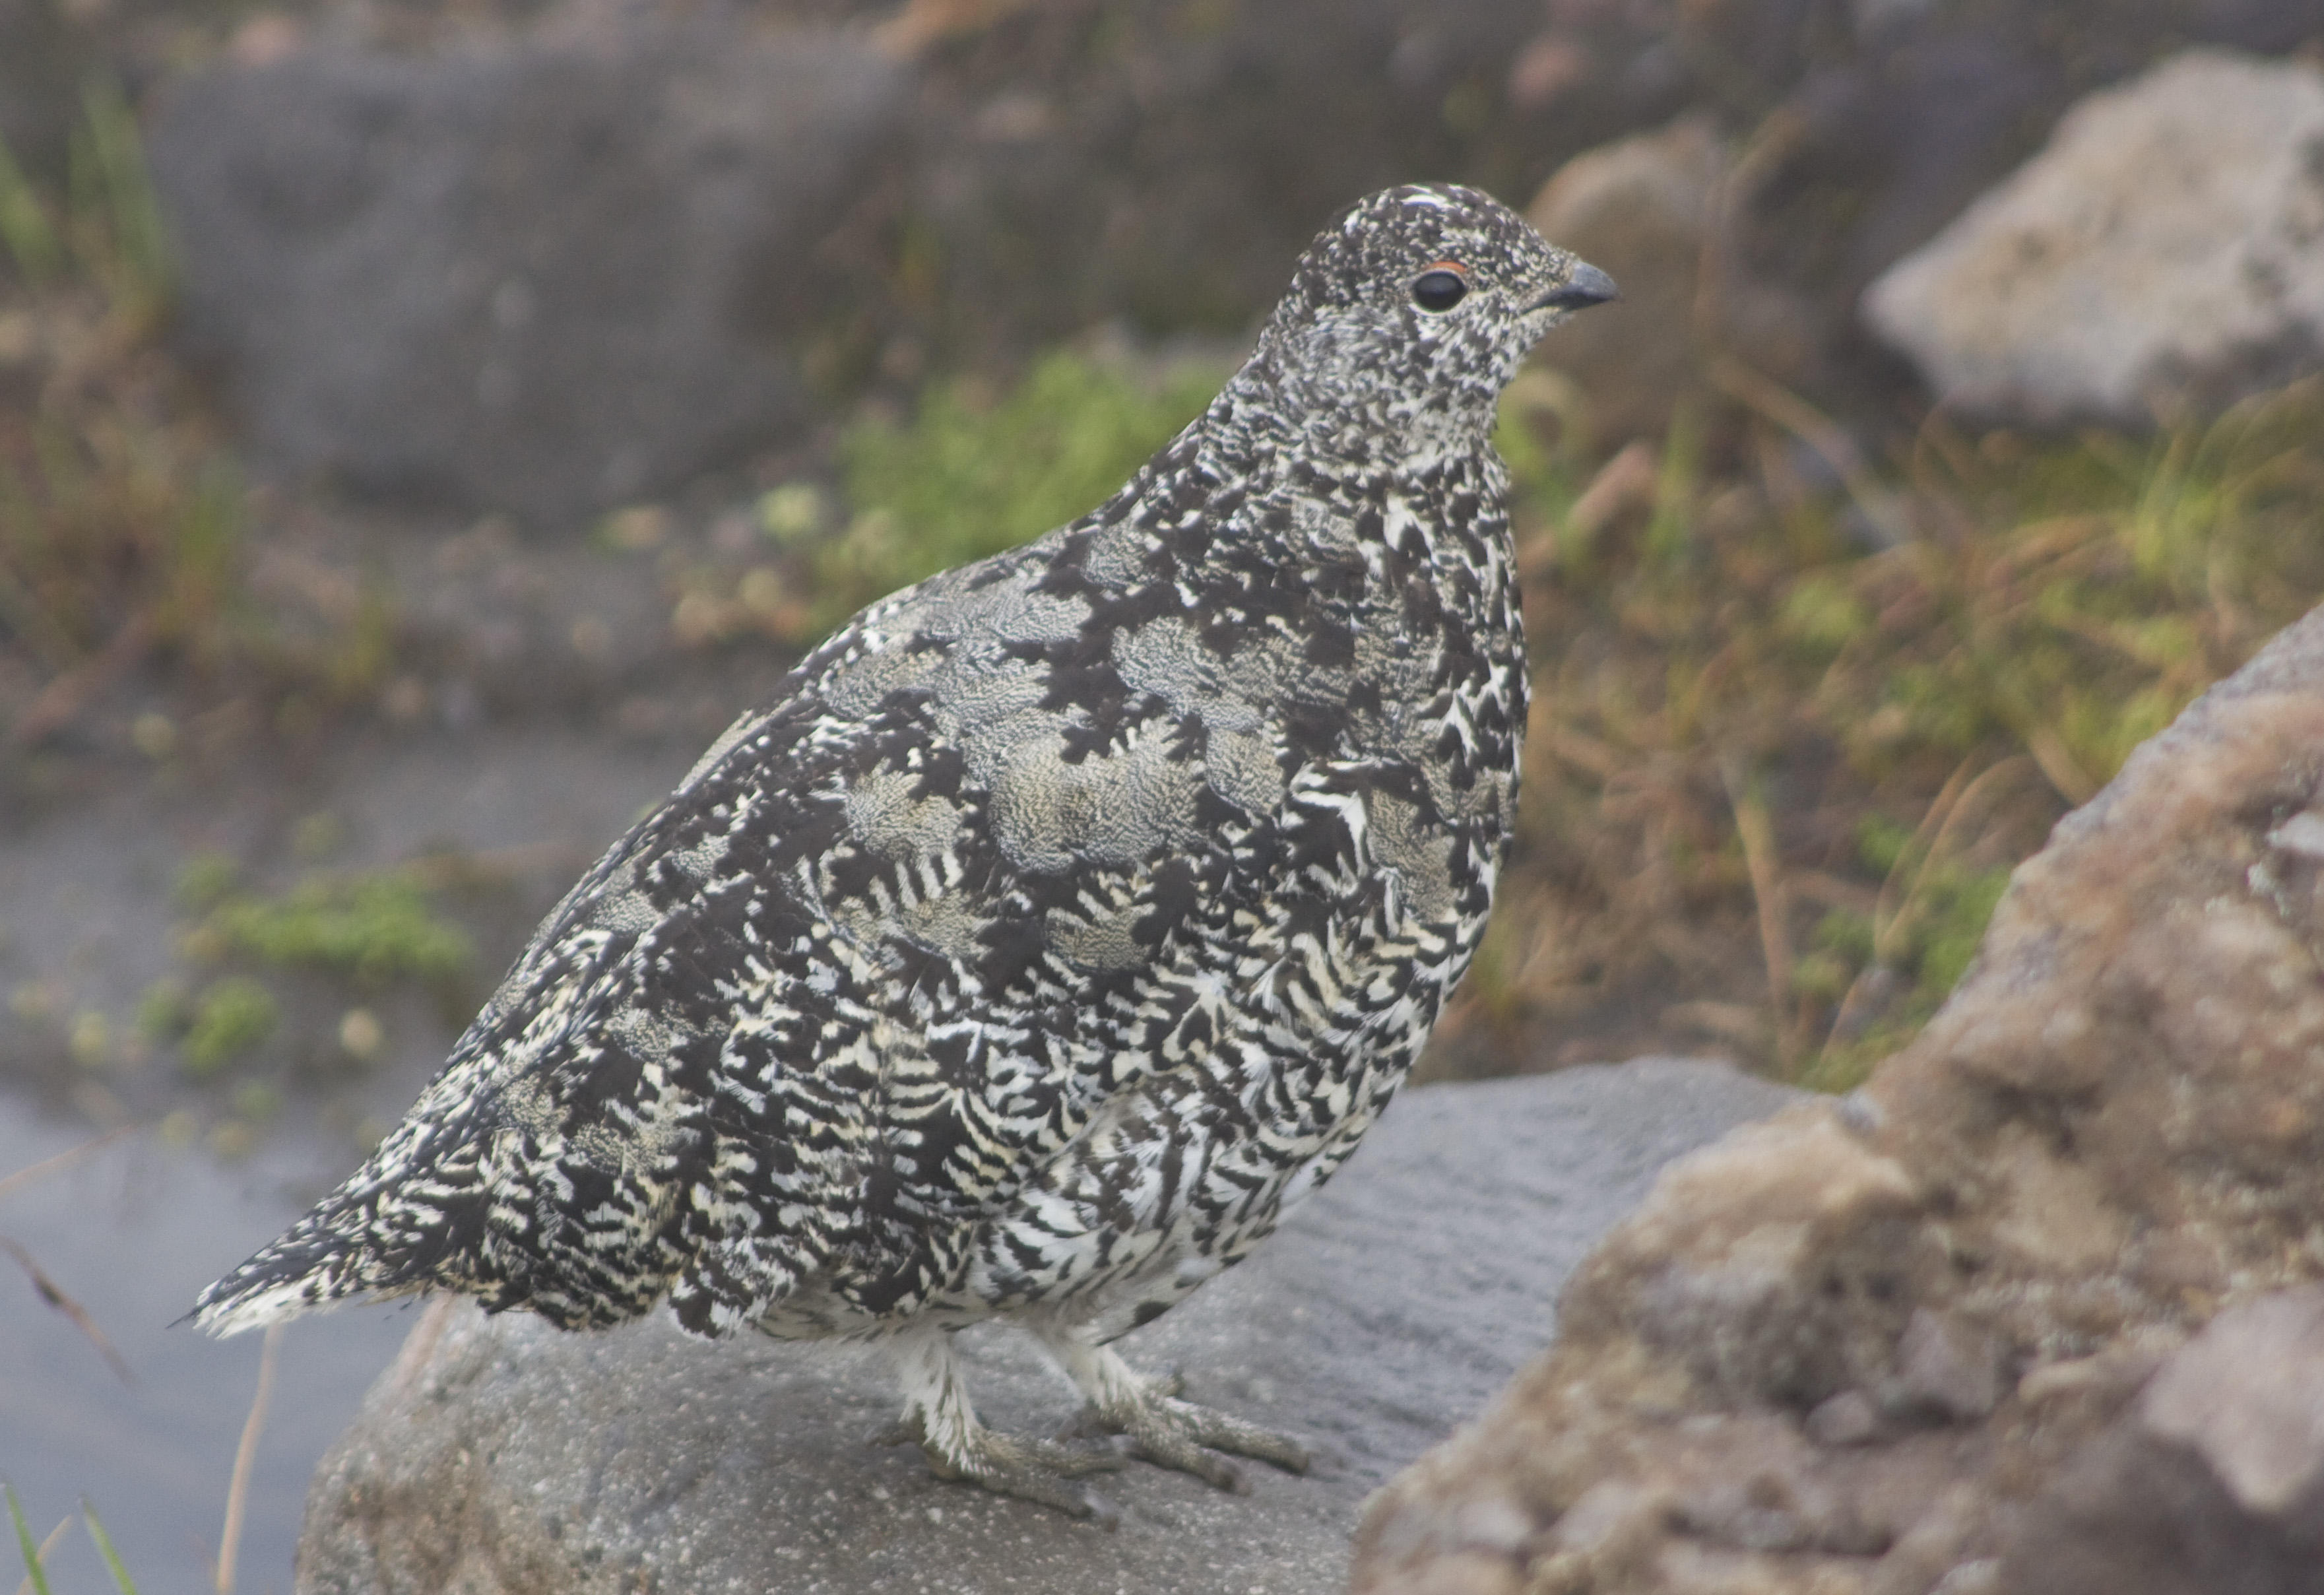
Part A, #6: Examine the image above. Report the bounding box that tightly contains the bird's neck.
[1218,327,1506,474]
[1162,360,1512,576]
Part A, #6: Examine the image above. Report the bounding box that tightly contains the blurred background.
[3,0,2323,1588]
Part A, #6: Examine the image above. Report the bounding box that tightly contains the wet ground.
[3,1107,416,1594]
[1,719,699,1593]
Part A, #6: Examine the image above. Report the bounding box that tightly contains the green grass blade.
[0,132,64,284]
[6,1483,55,1595]
[77,75,175,304]
[82,1505,139,1595]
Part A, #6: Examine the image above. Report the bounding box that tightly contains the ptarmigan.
[193,184,1616,1517]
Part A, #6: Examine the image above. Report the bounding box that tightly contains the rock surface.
[1518,112,1831,444]
[1523,116,1729,444]
[293,1058,1796,1595]
[1350,600,2324,1595]
[148,27,905,529]
[121,3,2324,523]
[1997,1287,2324,1595]
[1863,49,2324,426]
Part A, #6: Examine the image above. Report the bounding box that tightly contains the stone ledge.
[296,1058,1796,1594]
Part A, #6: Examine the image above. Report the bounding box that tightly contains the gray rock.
[0,0,93,184]
[1883,1307,2002,1425]
[292,1058,1796,1594]
[147,28,905,531]
[1995,1287,2324,1595]
[1522,115,1731,444]
[1863,49,2324,426]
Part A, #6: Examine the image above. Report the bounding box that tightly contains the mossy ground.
[649,344,1229,649]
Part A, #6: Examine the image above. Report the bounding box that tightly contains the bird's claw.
[1087,1384,1310,1492]
[909,1422,1126,1524]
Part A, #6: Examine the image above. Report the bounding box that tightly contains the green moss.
[1795,1020,1920,1095]
[1915,864,2010,995]
[197,870,474,988]
[172,853,241,913]
[135,977,190,1041]
[1854,815,1914,876]
[1780,573,1873,655]
[1812,907,1877,963]
[155,862,475,1095]
[810,349,1223,632]
[1789,948,1856,1002]
[181,977,277,1078]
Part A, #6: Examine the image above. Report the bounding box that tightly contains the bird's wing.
[193,529,1283,1332]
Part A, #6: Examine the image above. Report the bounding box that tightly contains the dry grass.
[0,86,394,757]
[1450,369,2324,1085]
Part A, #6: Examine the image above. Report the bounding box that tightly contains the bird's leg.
[1042,1330,1311,1491]
[889,1325,1123,1522]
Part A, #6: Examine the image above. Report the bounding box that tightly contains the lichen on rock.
[1863,49,2324,426]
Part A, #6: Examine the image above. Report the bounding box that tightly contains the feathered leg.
[1040,1328,1310,1491]
[889,1324,1123,1520]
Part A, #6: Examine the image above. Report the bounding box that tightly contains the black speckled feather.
[192,186,1612,1488]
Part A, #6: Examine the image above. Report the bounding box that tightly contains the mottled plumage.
[193,184,1615,1514]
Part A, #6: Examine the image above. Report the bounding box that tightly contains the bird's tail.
[187,1175,485,1336]
[187,1110,490,1336]
[189,1204,414,1336]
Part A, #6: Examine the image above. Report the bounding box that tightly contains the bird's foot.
[1065,1367,1310,1493]
[893,1410,1126,1524]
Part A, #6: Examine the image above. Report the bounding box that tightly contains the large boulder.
[1997,1287,2324,1595]
[148,27,906,531]
[127,2,2324,517]
[290,1059,1796,1594]
[1351,601,2324,1595]
[886,0,1679,368]
[893,2,2322,399]
[1499,3,2324,426]
[1863,50,2324,426]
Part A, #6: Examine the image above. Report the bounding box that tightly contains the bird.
[191,183,1617,1518]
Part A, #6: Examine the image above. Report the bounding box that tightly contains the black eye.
[1411,269,1468,312]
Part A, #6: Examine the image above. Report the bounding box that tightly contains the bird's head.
[1246,183,1616,463]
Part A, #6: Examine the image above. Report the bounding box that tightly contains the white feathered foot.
[886,1326,1310,1522]
[1045,1331,1312,1493]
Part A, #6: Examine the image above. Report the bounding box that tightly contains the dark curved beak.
[1532,261,1619,313]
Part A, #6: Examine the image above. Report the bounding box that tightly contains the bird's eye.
[1411,268,1469,312]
